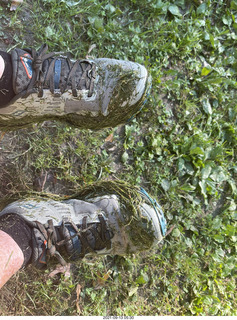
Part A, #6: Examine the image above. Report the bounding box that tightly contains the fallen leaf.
[10,0,23,11]
[48,263,71,279]
[94,270,112,289]
[165,224,176,236]
[76,284,82,314]
[128,286,138,297]
[86,44,96,59]
[105,133,113,142]
[0,132,6,142]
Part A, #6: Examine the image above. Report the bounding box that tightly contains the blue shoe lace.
[140,187,167,237]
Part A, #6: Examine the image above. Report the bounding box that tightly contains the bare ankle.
[0,55,5,79]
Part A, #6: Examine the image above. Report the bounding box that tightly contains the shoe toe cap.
[95,58,151,109]
[139,201,166,245]
[120,61,151,108]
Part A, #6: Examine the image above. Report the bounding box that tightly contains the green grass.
[0,0,237,316]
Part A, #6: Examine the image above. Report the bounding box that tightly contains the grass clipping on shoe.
[0,180,156,252]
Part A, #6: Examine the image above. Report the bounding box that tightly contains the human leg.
[0,212,33,289]
[0,54,5,78]
[0,44,151,130]
[0,230,24,289]
[0,51,16,107]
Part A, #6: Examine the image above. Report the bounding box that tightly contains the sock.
[0,51,16,108]
[0,213,32,267]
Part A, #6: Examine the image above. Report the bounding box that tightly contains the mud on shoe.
[0,44,151,130]
[0,183,166,268]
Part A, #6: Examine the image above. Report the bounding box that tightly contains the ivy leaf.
[121,151,129,163]
[172,228,181,237]
[222,16,232,26]
[185,238,193,248]
[168,5,182,16]
[128,286,138,297]
[136,273,149,285]
[185,162,195,175]
[215,248,225,257]
[180,183,196,191]
[201,164,212,179]
[197,3,206,15]
[210,167,227,183]
[201,66,212,76]
[94,17,104,33]
[213,234,225,243]
[105,3,116,13]
[231,0,237,10]
[45,26,55,39]
[161,178,170,191]
[202,98,212,115]
[199,180,207,197]
[224,225,235,237]
[190,147,205,156]
[228,180,237,194]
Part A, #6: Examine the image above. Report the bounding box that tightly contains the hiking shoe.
[0,187,166,268]
[0,44,151,130]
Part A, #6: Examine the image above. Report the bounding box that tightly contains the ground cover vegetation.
[0,0,236,315]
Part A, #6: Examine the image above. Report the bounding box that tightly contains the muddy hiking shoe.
[0,44,151,130]
[0,183,166,268]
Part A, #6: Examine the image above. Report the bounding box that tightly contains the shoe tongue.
[11,48,33,94]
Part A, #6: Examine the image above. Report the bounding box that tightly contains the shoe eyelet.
[53,89,61,97]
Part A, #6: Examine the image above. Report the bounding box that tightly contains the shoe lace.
[24,44,96,99]
[34,214,112,266]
